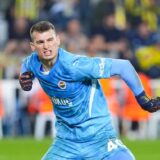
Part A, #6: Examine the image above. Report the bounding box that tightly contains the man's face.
[30,29,60,61]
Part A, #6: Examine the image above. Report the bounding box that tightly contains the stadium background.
[0,0,160,159]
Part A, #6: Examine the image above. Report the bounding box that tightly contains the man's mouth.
[44,50,51,56]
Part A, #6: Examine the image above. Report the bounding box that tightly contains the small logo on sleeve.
[99,58,105,76]
[58,81,66,89]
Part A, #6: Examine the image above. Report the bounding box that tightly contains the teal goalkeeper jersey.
[20,48,143,142]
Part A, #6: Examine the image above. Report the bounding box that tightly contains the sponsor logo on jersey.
[58,81,66,89]
[51,97,72,106]
[99,58,105,76]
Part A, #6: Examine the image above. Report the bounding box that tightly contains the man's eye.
[48,38,53,42]
[37,41,44,44]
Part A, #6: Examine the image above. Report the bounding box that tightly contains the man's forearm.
[110,59,160,112]
[110,59,144,96]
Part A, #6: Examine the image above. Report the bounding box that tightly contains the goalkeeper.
[19,21,160,160]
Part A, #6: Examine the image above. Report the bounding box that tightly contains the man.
[19,21,160,160]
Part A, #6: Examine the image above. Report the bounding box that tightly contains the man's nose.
[43,41,49,49]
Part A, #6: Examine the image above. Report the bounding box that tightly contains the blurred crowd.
[0,0,160,79]
[0,0,160,139]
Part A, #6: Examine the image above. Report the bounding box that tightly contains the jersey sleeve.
[70,56,112,81]
[20,56,32,75]
[110,59,144,96]
[69,55,144,96]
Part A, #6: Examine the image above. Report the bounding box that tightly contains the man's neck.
[40,57,57,72]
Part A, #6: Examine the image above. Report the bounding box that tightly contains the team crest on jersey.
[58,81,66,89]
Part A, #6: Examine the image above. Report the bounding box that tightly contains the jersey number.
[107,139,126,152]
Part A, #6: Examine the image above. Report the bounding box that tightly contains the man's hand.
[19,71,34,91]
[136,91,160,113]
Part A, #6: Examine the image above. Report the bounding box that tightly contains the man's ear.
[56,35,61,46]
[30,42,35,51]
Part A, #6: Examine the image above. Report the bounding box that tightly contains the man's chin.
[43,55,53,60]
